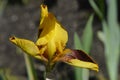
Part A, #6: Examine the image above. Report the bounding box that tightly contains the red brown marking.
[42,5,46,8]
[72,50,95,63]
[60,49,96,64]
[10,36,15,40]
[38,28,43,38]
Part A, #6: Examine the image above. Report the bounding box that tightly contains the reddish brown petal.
[59,49,99,71]
[60,49,97,64]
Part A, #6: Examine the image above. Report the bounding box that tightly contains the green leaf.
[89,0,103,20]
[74,67,83,80]
[0,68,19,80]
[0,69,7,80]
[22,0,29,5]
[82,14,94,53]
[74,32,83,49]
[0,0,8,17]
[105,0,120,80]
[98,20,108,44]
[96,0,105,16]
[97,31,105,43]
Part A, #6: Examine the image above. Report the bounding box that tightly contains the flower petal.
[36,13,56,45]
[60,49,99,72]
[54,22,68,53]
[47,38,56,60]
[40,4,48,19]
[36,4,68,60]
[39,5,48,30]
[9,36,41,60]
[38,4,55,38]
[36,13,56,60]
[67,59,98,71]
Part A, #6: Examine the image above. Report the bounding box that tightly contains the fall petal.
[60,49,99,72]
[67,59,98,71]
[9,36,41,59]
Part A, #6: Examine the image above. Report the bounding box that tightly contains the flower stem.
[24,54,38,80]
[44,63,54,80]
[44,71,54,80]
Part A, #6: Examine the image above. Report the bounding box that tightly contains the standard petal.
[47,39,56,60]
[40,4,48,19]
[37,13,56,45]
[60,49,99,72]
[37,4,68,60]
[9,36,41,59]
[36,13,56,60]
[38,4,49,37]
[54,22,68,53]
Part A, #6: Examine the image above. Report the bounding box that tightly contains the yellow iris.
[9,4,99,72]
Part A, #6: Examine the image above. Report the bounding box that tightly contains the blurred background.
[0,0,120,80]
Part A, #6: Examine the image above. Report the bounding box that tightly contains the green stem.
[24,54,38,80]
[44,62,54,80]
[44,71,54,80]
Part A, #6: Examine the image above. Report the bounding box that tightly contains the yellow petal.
[54,22,68,53]
[36,13,56,45]
[36,5,68,60]
[67,59,99,72]
[9,36,41,59]
[38,4,49,34]
[47,38,56,60]
[40,4,48,19]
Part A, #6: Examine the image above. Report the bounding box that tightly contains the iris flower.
[9,4,98,72]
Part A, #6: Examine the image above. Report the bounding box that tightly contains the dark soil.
[0,0,118,80]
